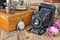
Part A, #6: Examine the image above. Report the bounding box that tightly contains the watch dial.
[18,21,25,30]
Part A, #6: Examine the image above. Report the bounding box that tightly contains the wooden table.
[19,30,55,40]
[19,25,60,40]
[0,25,60,40]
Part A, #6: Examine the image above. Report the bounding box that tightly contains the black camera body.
[31,3,56,35]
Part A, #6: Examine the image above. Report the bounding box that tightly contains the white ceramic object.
[16,0,30,10]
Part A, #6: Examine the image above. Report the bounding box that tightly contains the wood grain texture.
[22,30,60,40]
[49,33,60,40]
[0,10,33,31]
[0,27,60,40]
[44,0,60,3]
[23,25,60,40]
[0,29,18,40]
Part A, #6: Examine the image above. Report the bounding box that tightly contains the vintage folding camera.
[31,3,56,35]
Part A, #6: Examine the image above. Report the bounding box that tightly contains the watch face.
[17,21,25,30]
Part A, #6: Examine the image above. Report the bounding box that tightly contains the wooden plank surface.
[0,27,60,40]
[20,30,60,40]
[49,34,60,40]
[19,29,60,40]
[0,29,18,40]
